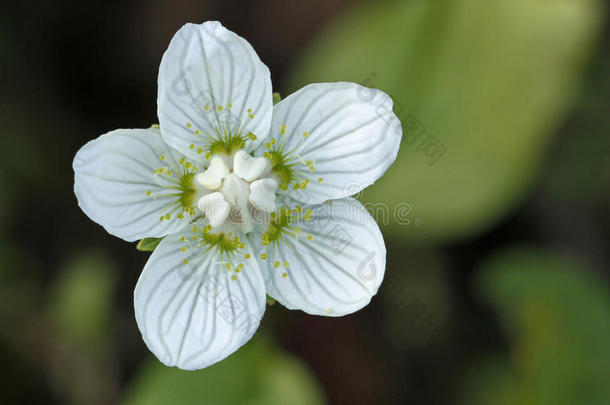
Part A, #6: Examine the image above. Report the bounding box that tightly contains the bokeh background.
[1,0,609,404]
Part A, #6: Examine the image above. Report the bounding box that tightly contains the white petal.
[134,227,266,370]
[233,150,268,182]
[158,22,272,159]
[249,197,386,316]
[263,82,402,204]
[73,128,192,242]
[197,192,230,227]
[249,178,278,213]
[194,156,229,190]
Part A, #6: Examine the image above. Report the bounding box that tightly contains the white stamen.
[233,150,268,182]
[195,156,229,190]
[197,192,231,226]
[249,178,278,213]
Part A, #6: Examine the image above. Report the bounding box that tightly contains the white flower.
[73,21,402,370]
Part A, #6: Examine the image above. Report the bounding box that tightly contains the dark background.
[1,0,609,404]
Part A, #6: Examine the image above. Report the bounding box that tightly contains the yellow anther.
[265,142,271,149]
[182,258,189,264]
[282,272,288,278]
[159,154,165,161]
[181,247,187,252]
[205,152,211,159]
[309,166,315,172]
[197,147,203,154]
[293,183,300,190]
[159,216,164,221]
[239,243,245,249]
[186,123,192,128]
[185,162,192,168]
[225,262,232,271]
[271,138,276,145]
[146,190,152,196]
[192,226,199,232]
[192,235,198,240]
[189,144,195,149]
[165,213,171,220]
[231,274,237,280]
[307,234,313,240]
[217,106,223,111]
[227,103,232,108]
[247,108,252,113]
[280,125,286,134]
[237,263,244,271]
[204,106,210,111]
[248,132,257,140]
[274,261,280,268]
[302,131,309,137]
[179,157,185,165]
[179,236,185,242]
[261,253,267,260]
[195,130,199,135]
[244,253,251,259]
[318,177,324,183]
[283,261,289,267]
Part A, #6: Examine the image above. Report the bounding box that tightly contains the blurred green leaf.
[458,247,610,405]
[48,251,116,349]
[288,0,604,244]
[137,237,163,252]
[542,50,610,205]
[122,337,325,405]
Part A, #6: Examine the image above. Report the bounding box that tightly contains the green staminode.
[264,147,295,191]
[178,172,198,208]
[202,228,243,256]
[208,133,246,155]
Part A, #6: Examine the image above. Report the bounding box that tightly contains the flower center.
[195,150,278,233]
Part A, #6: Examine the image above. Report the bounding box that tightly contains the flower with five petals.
[73,21,401,370]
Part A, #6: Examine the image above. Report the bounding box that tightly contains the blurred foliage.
[459,248,610,405]
[46,251,119,405]
[542,49,610,205]
[288,0,605,244]
[122,337,325,405]
[48,251,117,350]
[382,248,451,351]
